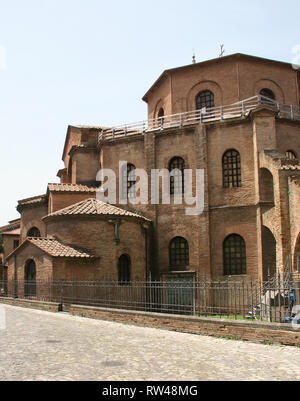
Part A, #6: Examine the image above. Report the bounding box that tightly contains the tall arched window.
[24,259,36,297]
[223,149,241,188]
[260,88,275,100]
[169,157,185,195]
[196,90,215,110]
[286,150,298,160]
[223,235,246,276]
[118,254,131,285]
[158,108,164,120]
[169,237,189,269]
[27,227,41,238]
[121,163,136,200]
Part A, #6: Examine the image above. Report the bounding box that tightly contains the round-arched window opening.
[196,90,215,110]
[222,149,242,188]
[118,254,131,285]
[260,88,276,100]
[223,234,247,276]
[158,108,165,126]
[169,157,185,195]
[24,259,36,297]
[158,108,164,119]
[27,227,41,238]
[169,236,189,269]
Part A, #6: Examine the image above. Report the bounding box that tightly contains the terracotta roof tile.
[1,228,20,236]
[46,198,151,221]
[48,183,98,193]
[0,220,21,234]
[28,238,96,258]
[18,194,47,206]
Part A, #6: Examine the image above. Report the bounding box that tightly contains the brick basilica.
[1,53,300,290]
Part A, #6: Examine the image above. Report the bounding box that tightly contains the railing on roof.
[98,95,300,143]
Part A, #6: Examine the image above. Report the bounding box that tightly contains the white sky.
[0,0,300,225]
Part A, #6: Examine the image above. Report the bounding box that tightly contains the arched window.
[286,150,298,160]
[158,108,164,120]
[169,157,185,195]
[223,235,246,276]
[223,149,241,188]
[260,88,275,100]
[169,237,189,269]
[27,227,41,238]
[24,259,36,297]
[121,163,136,200]
[196,90,215,110]
[118,254,131,285]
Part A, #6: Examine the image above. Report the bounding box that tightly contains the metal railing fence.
[98,96,300,142]
[1,276,299,323]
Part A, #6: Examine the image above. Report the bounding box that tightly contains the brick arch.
[293,232,300,271]
[262,226,277,281]
[259,168,274,203]
[253,79,285,103]
[116,248,131,259]
[186,80,223,111]
[153,99,164,119]
[163,153,190,170]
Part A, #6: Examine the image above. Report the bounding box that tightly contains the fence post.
[241,101,245,117]
[268,271,272,322]
[290,105,294,120]
[278,272,282,323]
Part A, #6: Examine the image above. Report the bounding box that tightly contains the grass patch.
[200,314,263,321]
[216,334,242,341]
[260,340,274,346]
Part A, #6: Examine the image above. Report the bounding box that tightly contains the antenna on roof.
[192,49,196,64]
[219,44,225,58]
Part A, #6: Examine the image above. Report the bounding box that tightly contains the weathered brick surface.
[144,54,299,119]
[3,54,300,286]
[69,304,300,347]
[0,297,60,312]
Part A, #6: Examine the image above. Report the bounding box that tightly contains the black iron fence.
[1,276,299,323]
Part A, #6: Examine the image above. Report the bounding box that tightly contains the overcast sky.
[0,0,299,225]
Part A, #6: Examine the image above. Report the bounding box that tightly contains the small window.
[169,157,185,195]
[121,163,136,200]
[169,237,189,269]
[158,108,164,120]
[27,227,41,238]
[13,240,19,249]
[286,150,298,160]
[260,88,275,100]
[196,90,215,110]
[223,149,241,188]
[118,254,131,285]
[223,235,247,276]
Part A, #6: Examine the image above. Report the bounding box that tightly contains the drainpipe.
[143,224,150,311]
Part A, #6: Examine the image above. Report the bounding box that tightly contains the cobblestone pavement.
[0,305,299,381]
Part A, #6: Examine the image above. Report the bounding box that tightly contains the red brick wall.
[46,217,147,281]
[20,204,48,242]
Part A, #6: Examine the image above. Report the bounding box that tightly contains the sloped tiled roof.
[18,194,47,206]
[45,198,151,221]
[0,219,21,234]
[48,183,98,193]
[1,228,20,236]
[22,237,95,259]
